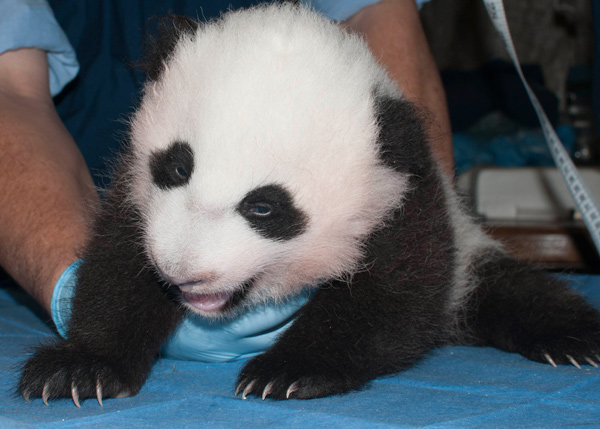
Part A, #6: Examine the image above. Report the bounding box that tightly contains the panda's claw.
[234,381,243,397]
[261,382,274,400]
[566,354,582,370]
[242,380,255,400]
[585,357,599,368]
[286,381,299,399]
[42,383,50,406]
[96,380,103,406]
[543,353,558,368]
[71,382,81,408]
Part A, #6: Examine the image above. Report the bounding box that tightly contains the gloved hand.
[51,260,311,362]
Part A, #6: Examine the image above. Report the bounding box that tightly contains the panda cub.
[19,4,600,404]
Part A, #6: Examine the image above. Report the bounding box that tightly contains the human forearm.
[0,49,98,314]
[343,0,454,178]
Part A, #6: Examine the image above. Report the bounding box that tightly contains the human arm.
[342,0,455,178]
[0,47,99,314]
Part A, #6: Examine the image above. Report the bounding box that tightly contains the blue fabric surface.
[2,274,600,427]
[453,114,576,176]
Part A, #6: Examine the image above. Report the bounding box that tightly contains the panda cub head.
[127,4,409,318]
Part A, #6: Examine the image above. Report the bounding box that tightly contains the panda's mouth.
[181,290,234,312]
[151,257,254,313]
[179,280,253,313]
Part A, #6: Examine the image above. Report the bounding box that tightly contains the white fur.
[439,171,503,315]
[127,5,409,315]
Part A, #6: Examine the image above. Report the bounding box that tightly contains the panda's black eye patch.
[237,184,308,241]
[150,141,195,190]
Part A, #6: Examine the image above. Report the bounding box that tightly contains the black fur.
[141,15,199,81]
[376,97,433,175]
[237,184,308,241]
[17,14,600,404]
[150,141,195,190]
[459,251,600,364]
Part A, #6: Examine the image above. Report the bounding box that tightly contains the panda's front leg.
[236,270,444,400]
[235,282,365,400]
[18,180,184,406]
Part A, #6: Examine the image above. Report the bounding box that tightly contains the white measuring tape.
[483,0,600,256]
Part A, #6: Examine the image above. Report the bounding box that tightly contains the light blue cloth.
[0,0,79,97]
[302,0,431,21]
[51,259,312,362]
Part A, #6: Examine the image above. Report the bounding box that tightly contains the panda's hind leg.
[460,252,600,368]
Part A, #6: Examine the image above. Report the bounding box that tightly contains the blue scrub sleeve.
[301,0,431,22]
[51,259,312,363]
[0,0,79,96]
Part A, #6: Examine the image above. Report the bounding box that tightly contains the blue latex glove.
[51,260,311,362]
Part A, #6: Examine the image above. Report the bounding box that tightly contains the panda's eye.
[247,203,273,217]
[175,165,188,179]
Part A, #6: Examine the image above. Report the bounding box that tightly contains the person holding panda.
[0,0,453,362]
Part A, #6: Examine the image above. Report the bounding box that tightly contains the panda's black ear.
[141,15,199,81]
[375,95,433,176]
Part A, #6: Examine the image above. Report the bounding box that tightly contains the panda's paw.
[19,342,139,406]
[521,339,600,370]
[516,318,600,370]
[236,352,363,400]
